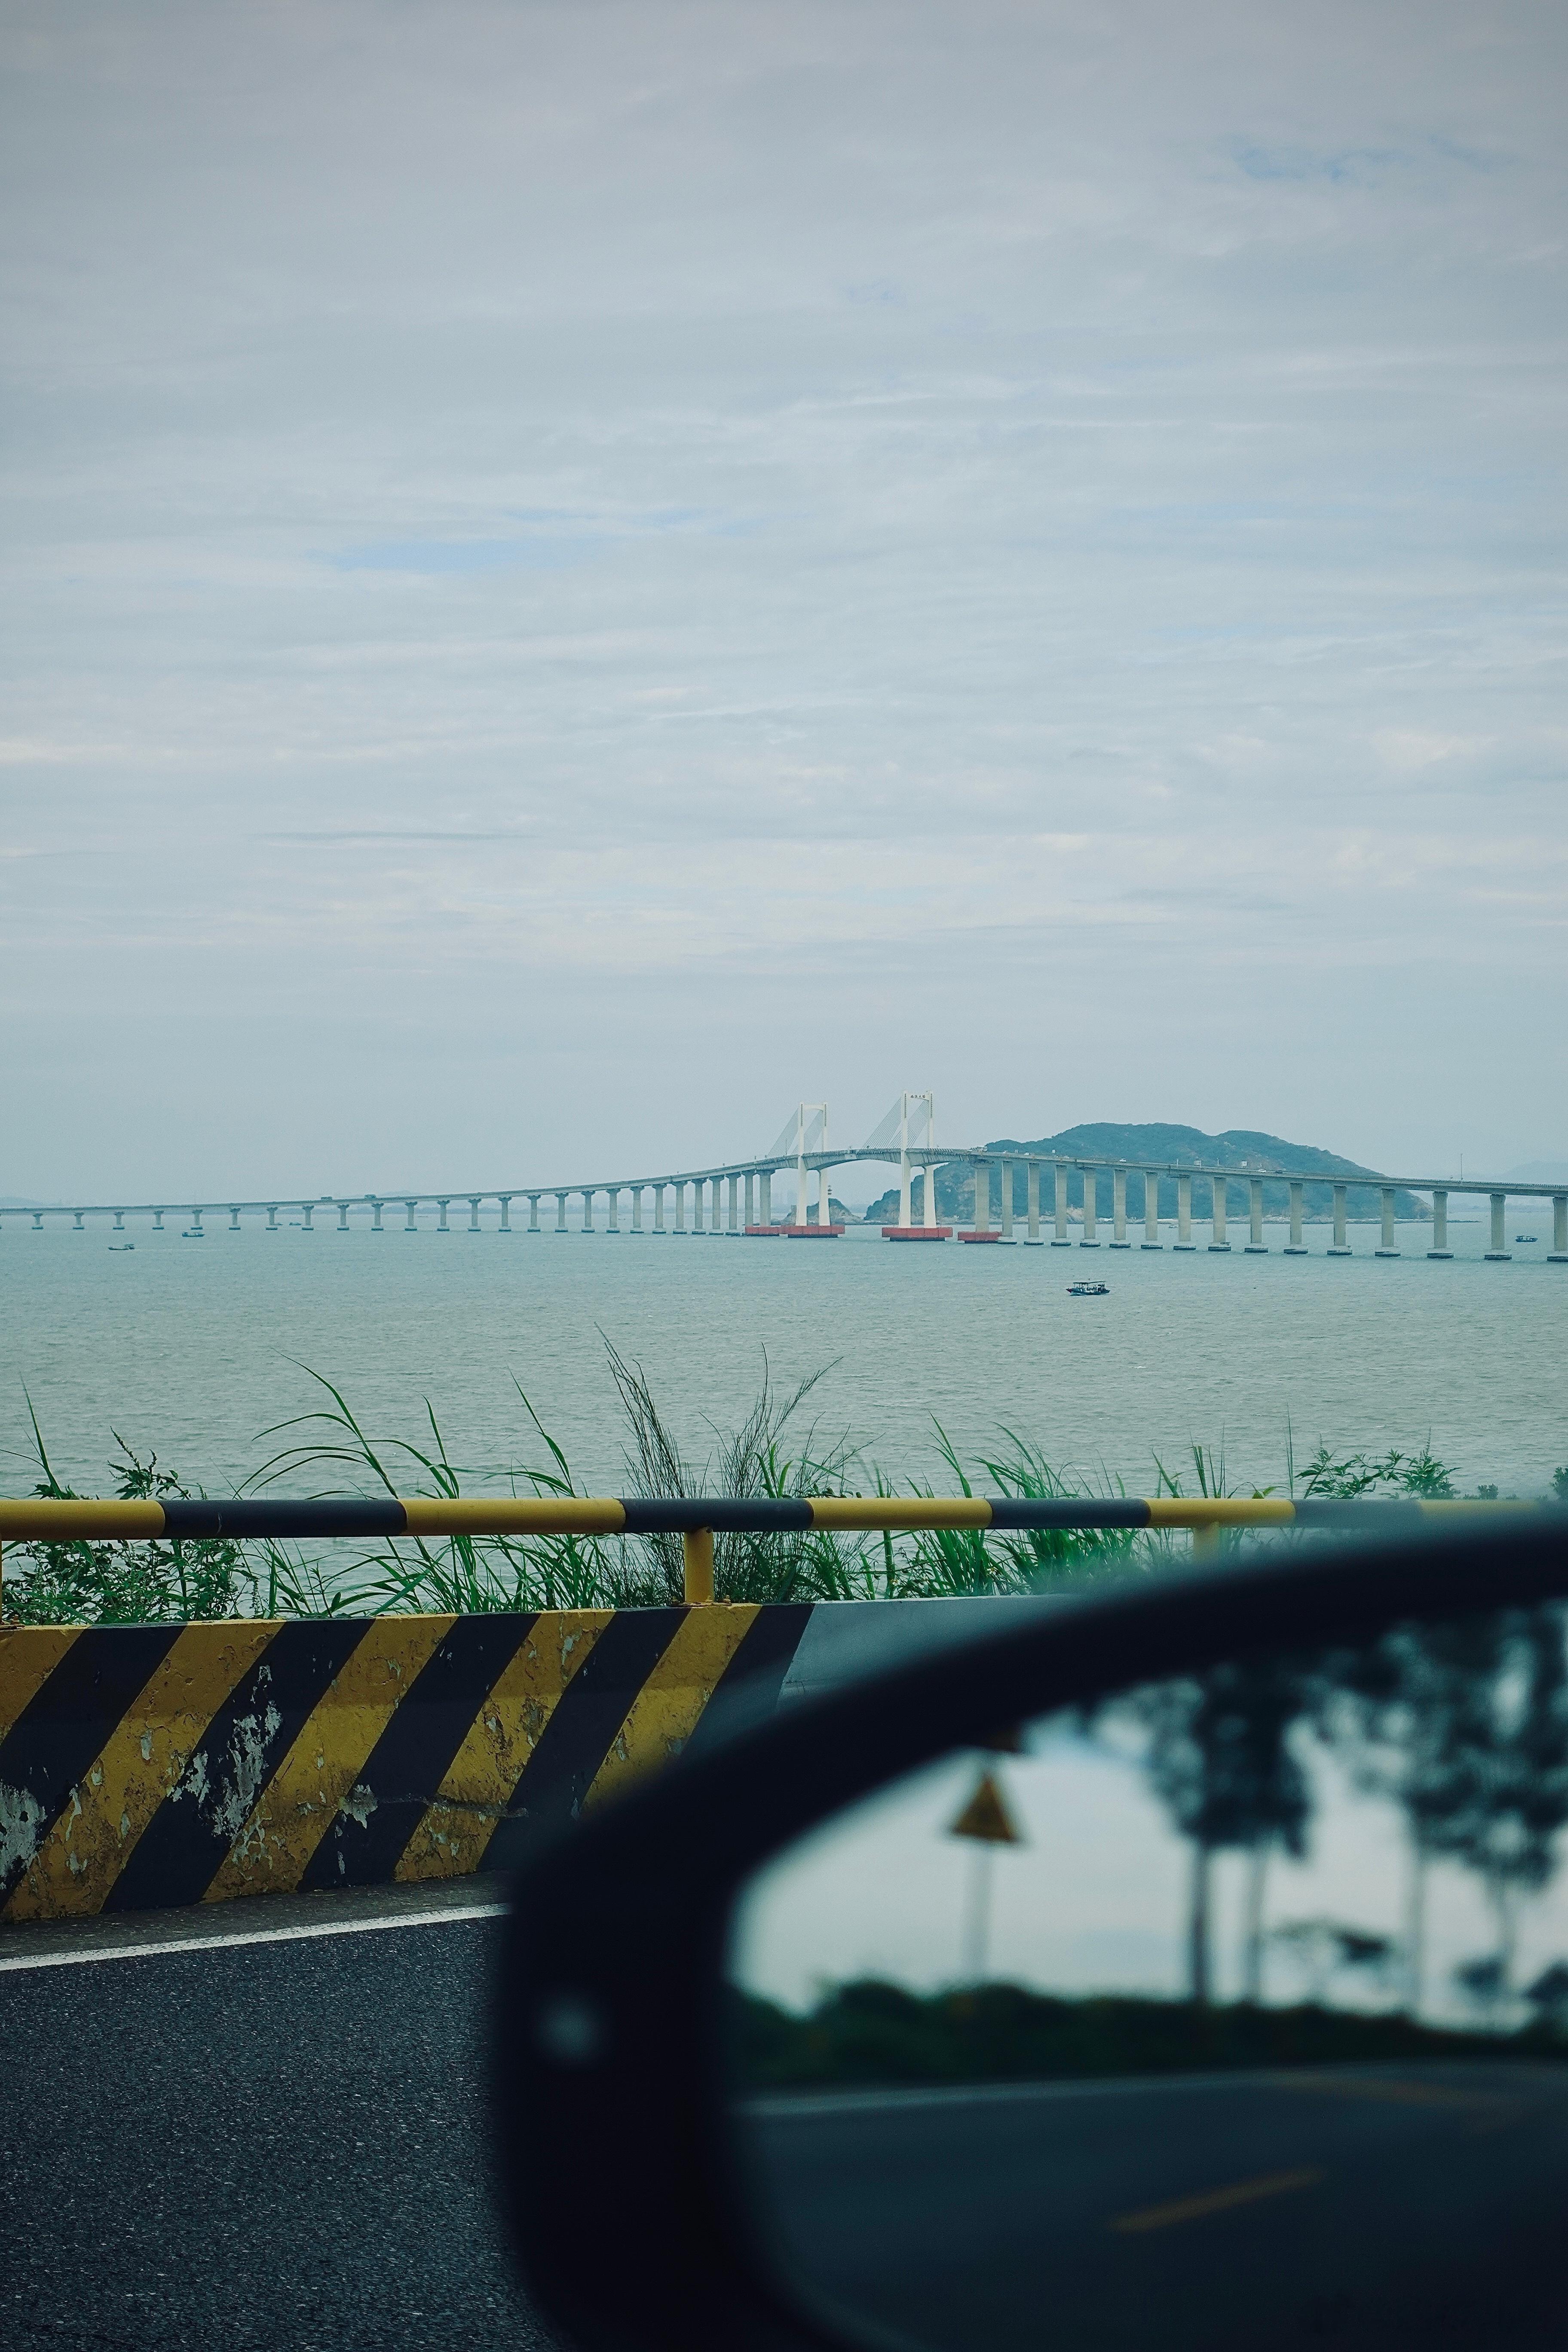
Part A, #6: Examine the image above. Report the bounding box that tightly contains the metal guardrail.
[0,1494,1556,1605]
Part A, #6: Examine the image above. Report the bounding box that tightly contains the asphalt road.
[0,1884,561,2352]
[747,2062,1568,2352]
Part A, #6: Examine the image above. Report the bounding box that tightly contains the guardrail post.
[1142,1170,1161,1249]
[1552,1193,1567,1262]
[1246,1177,1266,1252]
[1191,1522,1222,1563]
[1485,1192,1510,1260]
[1429,1188,1450,1258]
[683,1527,715,1605]
[1329,1183,1350,1255]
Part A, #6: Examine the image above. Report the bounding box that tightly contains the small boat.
[1516,1233,1538,1243]
[181,1229,205,1239]
[108,1243,135,1253]
[1067,1279,1109,1297]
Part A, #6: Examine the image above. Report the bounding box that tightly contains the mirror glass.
[726,1604,1568,2352]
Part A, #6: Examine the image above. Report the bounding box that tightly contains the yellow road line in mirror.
[1112,2166,1324,2233]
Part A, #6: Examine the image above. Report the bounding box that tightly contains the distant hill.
[862,1124,1431,1225]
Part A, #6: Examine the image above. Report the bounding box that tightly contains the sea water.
[2,1215,1563,1504]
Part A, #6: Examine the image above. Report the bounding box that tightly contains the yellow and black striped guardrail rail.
[0,1495,1556,1925]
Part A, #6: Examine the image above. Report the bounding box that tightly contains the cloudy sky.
[3,0,1564,1199]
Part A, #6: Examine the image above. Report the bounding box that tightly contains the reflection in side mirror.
[725,1607,1568,2352]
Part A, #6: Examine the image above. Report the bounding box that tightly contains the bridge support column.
[1329,1184,1350,1254]
[267,1206,278,1230]
[301,1207,312,1231]
[152,1210,163,1230]
[1000,1160,1013,1239]
[1246,1178,1266,1251]
[1111,1166,1129,1246]
[1175,1174,1194,1249]
[899,1150,913,1228]
[1026,1160,1041,1243]
[528,1195,541,1232]
[794,1146,808,1229]
[499,1197,512,1231]
[1428,1188,1451,1257]
[972,1161,990,1234]
[371,1200,384,1232]
[1209,1177,1229,1251]
[1551,1193,1567,1261]
[469,1196,482,1233]
[727,1175,739,1233]
[437,1198,452,1233]
[1142,1169,1161,1248]
[582,1189,594,1232]
[73,1210,85,1231]
[760,1170,772,1224]
[653,1184,665,1233]
[632,1187,644,1232]
[405,1199,419,1231]
[1377,1187,1398,1256]
[743,1173,754,1227]
[555,1193,568,1233]
[692,1180,704,1234]
[1080,1167,1098,1246]
[228,1206,240,1231]
[720,1175,731,1231]
[606,1189,619,1231]
[33,1212,43,1228]
[1053,1163,1071,1244]
[334,1202,348,1231]
[674,1182,686,1233]
[1485,1192,1510,1259]
[113,1210,125,1231]
[1286,1180,1307,1253]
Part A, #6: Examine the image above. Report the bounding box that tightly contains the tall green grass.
[1,1355,1538,1626]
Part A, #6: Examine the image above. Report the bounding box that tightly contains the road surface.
[0,1882,560,2352]
[745,2061,1568,2351]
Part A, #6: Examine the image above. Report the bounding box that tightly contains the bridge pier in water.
[1175,1173,1194,1249]
[1377,1187,1398,1257]
[468,1196,481,1233]
[653,1184,666,1232]
[1142,1168,1161,1248]
[1286,1180,1307,1253]
[1553,1194,1568,1261]
[527,1194,541,1231]
[371,1200,384,1232]
[554,1192,568,1233]
[436,1198,450,1233]
[632,1186,644,1232]
[1429,1188,1450,1257]
[582,1188,595,1232]
[1026,1160,1041,1243]
[499,1196,512,1231]
[1054,1164,1071,1244]
[1078,1166,1098,1246]
[1486,1192,1510,1261]
[1329,1184,1350,1255]
[1210,1177,1229,1252]
[1112,1167,1129,1247]
[1000,1160,1013,1240]
[606,1189,619,1231]
[1247,1179,1266,1252]
[674,1181,686,1233]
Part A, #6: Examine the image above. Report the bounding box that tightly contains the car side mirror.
[493,1526,1568,2352]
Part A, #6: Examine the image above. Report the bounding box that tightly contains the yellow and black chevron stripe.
[0,1606,811,1922]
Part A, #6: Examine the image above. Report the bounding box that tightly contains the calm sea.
[2,1216,1564,1505]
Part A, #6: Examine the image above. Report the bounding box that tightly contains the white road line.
[0,1901,508,1973]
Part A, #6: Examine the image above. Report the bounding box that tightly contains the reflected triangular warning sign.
[949,1768,1023,1847]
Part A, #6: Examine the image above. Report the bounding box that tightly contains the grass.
[1,1357,1548,1625]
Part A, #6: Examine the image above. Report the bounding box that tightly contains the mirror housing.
[493,1525,1568,2352]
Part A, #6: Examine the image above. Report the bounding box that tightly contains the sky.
[3,0,1565,1200]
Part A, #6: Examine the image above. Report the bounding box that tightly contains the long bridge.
[11,1095,1568,1260]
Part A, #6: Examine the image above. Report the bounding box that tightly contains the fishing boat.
[1516,1232,1538,1243]
[1067,1279,1109,1297]
[108,1243,135,1253]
